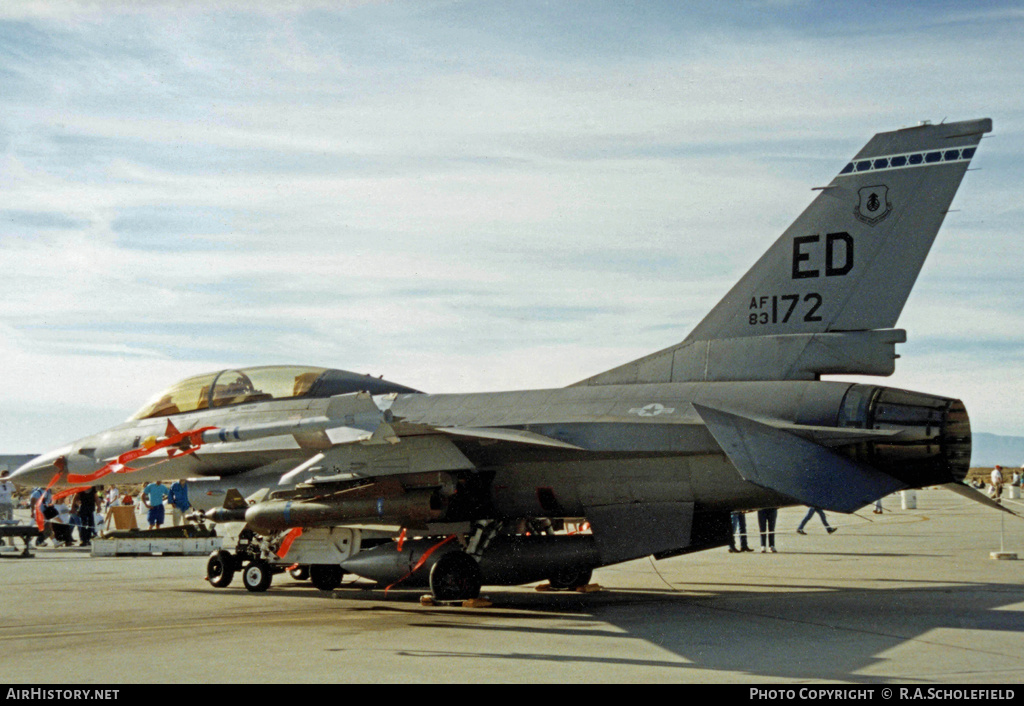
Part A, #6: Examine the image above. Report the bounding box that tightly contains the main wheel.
[429,552,482,602]
[242,560,273,593]
[206,550,235,588]
[548,566,593,591]
[309,564,344,591]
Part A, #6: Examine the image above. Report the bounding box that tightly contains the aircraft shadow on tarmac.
[300,579,1024,682]
[182,572,1024,681]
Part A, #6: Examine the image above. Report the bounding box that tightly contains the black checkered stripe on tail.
[838,146,977,177]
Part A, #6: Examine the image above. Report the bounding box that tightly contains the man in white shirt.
[991,465,1004,501]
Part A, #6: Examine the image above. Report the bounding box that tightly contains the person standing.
[141,480,170,530]
[105,486,120,510]
[991,465,1004,502]
[728,511,752,553]
[52,500,76,546]
[77,486,98,546]
[168,479,191,526]
[0,471,14,547]
[757,508,778,553]
[30,486,55,546]
[0,471,14,523]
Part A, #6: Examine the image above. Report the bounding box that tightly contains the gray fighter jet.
[13,118,990,602]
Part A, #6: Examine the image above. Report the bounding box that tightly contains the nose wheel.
[206,550,236,588]
[242,559,274,592]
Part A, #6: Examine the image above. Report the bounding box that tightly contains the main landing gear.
[428,551,482,602]
[204,521,600,603]
[309,564,344,591]
[421,520,495,605]
[538,566,594,592]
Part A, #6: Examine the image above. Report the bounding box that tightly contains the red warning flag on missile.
[67,420,217,484]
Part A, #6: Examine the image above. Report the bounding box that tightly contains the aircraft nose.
[10,447,72,487]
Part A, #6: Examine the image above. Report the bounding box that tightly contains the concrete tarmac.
[2,488,1024,684]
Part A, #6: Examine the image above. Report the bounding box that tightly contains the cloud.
[1,2,1023,451]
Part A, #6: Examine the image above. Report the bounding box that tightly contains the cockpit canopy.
[128,365,420,421]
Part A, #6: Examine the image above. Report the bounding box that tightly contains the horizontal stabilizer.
[941,482,1024,520]
[694,403,906,512]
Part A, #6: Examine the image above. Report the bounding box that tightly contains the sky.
[1,0,1022,453]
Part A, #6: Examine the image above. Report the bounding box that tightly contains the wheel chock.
[536,582,600,593]
[420,594,492,608]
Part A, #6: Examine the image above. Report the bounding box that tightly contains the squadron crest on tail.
[855,185,892,226]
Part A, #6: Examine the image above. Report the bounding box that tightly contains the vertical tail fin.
[578,118,991,385]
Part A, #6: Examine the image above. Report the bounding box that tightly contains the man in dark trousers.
[77,486,98,546]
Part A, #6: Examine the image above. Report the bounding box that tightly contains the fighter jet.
[14,118,990,602]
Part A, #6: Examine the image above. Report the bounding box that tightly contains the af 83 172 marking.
[749,293,823,325]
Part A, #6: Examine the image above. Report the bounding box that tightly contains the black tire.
[429,551,482,602]
[206,550,235,588]
[289,565,310,581]
[548,566,593,591]
[309,564,344,591]
[242,560,273,593]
